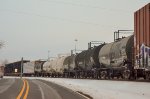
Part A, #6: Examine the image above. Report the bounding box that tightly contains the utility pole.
[48,50,50,60]
[74,39,78,54]
[21,57,23,79]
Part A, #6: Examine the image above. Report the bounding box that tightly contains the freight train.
[3,34,150,80]
[4,3,150,80]
[14,35,147,80]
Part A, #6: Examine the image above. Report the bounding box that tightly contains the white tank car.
[43,61,50,73]
[48,56,68,74]
[43,59,56,74]
[54,56,69,74]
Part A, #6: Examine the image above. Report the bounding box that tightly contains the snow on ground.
[4,76,150,99]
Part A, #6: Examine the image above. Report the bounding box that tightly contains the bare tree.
[0,41,4,49]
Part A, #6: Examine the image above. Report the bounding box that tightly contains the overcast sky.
[0,0,149,63]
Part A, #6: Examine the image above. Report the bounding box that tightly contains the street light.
[74,39,78,54]
[48,50,50,60]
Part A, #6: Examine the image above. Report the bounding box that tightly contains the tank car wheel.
[122,69,131,80]
[145,73,150,80]
[110,75,114,79]
[100,71,107,79]
[94,72,98,79]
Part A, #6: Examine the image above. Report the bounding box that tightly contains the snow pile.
[37,78,150,99]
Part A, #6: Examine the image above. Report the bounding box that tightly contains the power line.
[40,0,132,13]
[0,9,131,29]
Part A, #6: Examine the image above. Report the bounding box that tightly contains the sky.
[0,0,149,63]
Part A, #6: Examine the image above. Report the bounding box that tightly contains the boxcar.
[134,3,150,79]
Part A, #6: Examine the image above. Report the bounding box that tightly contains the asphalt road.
[0,78,87,99]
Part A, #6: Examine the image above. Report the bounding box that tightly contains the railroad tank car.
[53,55,69,77]
[110,35,133,67]
[75,44,105,78]
[43,61,50,74]
[48,57,60,77]
[43,55,69,77]
[99,35,134,79]
[0,66,4,78]
[63,54,76,77]
[98,42,114,68]
[50,58,58,75]
[43,59,57,76]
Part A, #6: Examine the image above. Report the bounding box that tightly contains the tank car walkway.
[0,78,87,99]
